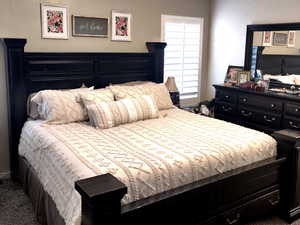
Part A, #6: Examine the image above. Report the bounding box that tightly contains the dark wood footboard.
[76,157,285,225]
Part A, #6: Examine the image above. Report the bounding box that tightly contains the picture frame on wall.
[262,31,273,46]
[288,31,296,47]
[72,15,109,37]
[224,65,244,85]
[111,10,132,41]
[41,4,68,39]
[237,71,251,85]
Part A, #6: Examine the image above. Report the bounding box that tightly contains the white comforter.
[19,108,277,225]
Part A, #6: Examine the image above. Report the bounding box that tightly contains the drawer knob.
[270,104,275,108]
[264,115,276,123]
[289,121,300,129]
[225,95,230,99]
[242,98,247,102]
[296,108,299,112]
[226,213,240,225]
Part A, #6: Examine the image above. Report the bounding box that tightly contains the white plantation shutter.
[162,15,203,103]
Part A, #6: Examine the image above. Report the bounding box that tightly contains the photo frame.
[273,32,288,46]
[237,71,251,85]
[41,4,68,39]
[111,11,132,41]
[262,31,273,46]
[72,15,109,37]
[225,65,244,84]
[288,31,296,47]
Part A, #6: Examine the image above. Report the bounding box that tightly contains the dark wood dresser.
[214,84,300,134]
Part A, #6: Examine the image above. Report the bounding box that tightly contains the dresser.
[214,84,300,134]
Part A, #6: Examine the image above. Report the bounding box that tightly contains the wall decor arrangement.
[41,4,68,39]
[72,16,109,37]
[111,11,132,41]
[262,31,273,46]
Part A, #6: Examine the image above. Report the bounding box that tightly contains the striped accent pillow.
[87,95,159,129]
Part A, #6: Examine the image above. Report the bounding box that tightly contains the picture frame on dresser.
[224,65,244,84]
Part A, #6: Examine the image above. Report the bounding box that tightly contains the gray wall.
[0,0,211,175]
[207,0,300,99]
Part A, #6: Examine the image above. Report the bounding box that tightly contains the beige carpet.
[0,179,299,225]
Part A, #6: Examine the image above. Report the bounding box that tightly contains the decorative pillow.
[31,87,97,124]
[27,86,93,119]
[109,83,174,110]
[79,88,114,107]
[87,95,159,129]
[112,81,155,86]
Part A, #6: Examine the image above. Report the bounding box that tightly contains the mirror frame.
[244,22,300,71]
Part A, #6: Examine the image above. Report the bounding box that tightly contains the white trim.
[0,171,11,180]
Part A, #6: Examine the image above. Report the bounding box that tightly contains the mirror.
[244,23,300,88]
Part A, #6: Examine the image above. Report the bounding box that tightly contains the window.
[161,15,203,104]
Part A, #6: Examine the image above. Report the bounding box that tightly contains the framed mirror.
[244,23,300,89]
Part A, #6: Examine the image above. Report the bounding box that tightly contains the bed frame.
[3,38,290,225]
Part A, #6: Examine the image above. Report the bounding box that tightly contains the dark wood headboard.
[3,38,166,180]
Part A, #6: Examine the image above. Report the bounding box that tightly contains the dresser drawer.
[216,90,237,104]
[220,190,279,225]
[285,103,300,117]
[239,108,281,129]
[239,94,282,113]
[283,117,300,130]
[215,103,236,116]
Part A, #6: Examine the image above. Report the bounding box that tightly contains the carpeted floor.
[0,179,300,225]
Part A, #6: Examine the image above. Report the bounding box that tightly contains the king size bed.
[3,38,288,225]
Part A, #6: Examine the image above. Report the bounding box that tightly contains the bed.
[4,38,286,225]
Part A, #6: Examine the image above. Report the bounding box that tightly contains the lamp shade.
[165,76,178,92]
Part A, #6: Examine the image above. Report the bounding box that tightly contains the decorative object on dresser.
[40,4,68,39]
[111,10,131,41]
[72,15,109,37]
[224,65,244,85]
[165,76,180,107]
[237,70,251,85]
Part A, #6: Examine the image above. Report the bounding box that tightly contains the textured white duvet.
[19,108,277,225]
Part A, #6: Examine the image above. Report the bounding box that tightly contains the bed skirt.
[18,156,65,225]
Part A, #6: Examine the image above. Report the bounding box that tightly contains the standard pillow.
[112,81,155,86]
[109,83,174,110]
[79,88,114,107]
[27,86,93,119]
[87,95,159,129]
[31,88,111,124]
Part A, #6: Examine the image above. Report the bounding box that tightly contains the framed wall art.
[41,4,68,39]
[111,11,132,41]
[262,31,273,46]
[288,30,296,47]
[72,15,109,37]
[224,65,244,84]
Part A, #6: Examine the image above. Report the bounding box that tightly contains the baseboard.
[0,171,11,180]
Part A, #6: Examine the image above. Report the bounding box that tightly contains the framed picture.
[237,71,251,85]
[262,31,273,46]
[111,11,132,41]
[288,31,296,47]
[72,16,109,37]
[273,32,288,46]
[225,65,244,84]
[41,4,68,39]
